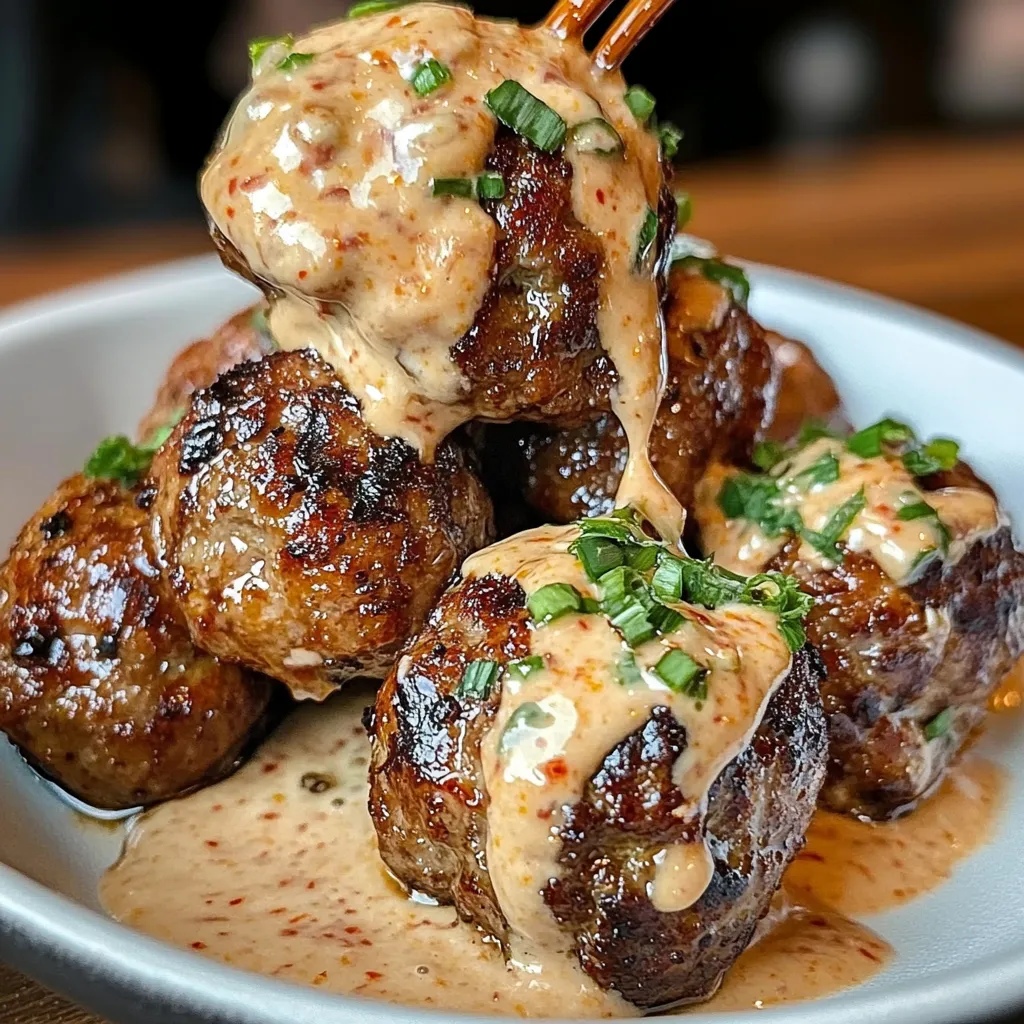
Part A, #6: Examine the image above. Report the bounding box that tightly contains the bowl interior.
[0,257,1023,1023]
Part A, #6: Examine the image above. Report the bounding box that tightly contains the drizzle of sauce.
[464,525,792,938]
[202,3,680,539]
[695,439,1000,584]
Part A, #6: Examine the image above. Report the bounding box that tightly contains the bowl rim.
[1,254,1023,1024]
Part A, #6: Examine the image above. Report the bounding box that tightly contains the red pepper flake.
[366,970,383,980]
[240,174,268,192]
[360,939,373,947]
[270,907,288,915]
[225,207,236,219]
[262,762,279,774]
[306,880,316,890]
[280,928,299,937]
[536,806,553,820]
[262,812,280,821]
[212,804,223,812]
[227,178,238,195]
[312,81,325,92]
[313,972,328,985]
[596,188,606,205]
[385,14,401,26]
[205,840,219,848]
[191,941,207,950]
[298,270,308,281]
[229,897,245,906]
[289,913,310,925]
[542,757,569,783]
[345,925,361,934]
[860,947,882,962]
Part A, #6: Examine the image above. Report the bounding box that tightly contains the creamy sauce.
[203,3,680,539]
[787,758,1005,916]
[464,525,792,938]
[695,439,1000,583]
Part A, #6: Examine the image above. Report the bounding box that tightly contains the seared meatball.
[773,529,1024,819]
[482,265,773,526]
[764,331,847,443]
[138,304,273,442]
[151,349,494,700]
[369,572,828,1009]
[0,475,275,810]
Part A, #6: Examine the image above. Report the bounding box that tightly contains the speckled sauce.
[202,3,679,539]
[695,440,1000,584]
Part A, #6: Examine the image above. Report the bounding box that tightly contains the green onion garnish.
[500,702,554,750]
[898,498,951,552]
[568,117,623,156]
[654,649,708,699]
[635,206,658,268]
[924,707,953,740]
[508,655,544,681]
[797,420,839,446]
[431,173,506,200]
[574,535,625,581]
[846,418,914,459]
[674,255,750,306]
[791,451,841,489]
[485,80,566,153]
[903,438,960,477]
[580,596,602,614]
[802,489,867,562]
[624,84,656,123]
[457,659,500,699]
[752,441,786,471]
[608,601,656,647]
[348,0,402,16]
[627,545,658,572]
[85,422,174,489]
[277,52,315,72]
[657,121,683,160]
[617,651,643,687]
[648,603,684,635]
[528,583,583,624]
[652,556,684,603]
[675,192,693,229]
[248,34,294,68]
[410,58,451,96]
[718,473,804,537]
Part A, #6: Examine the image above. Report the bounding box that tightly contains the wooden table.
[1,133,1023,1023]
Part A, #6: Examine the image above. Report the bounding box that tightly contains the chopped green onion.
[674,255,750,306]
[573,535,625,581]
[624,84,656,123]
[717,473,804,537]
[608,601,656,647]
[657,121,683,159]
[457,659,500,699]
[580,596,602,614]
[85,427,170,489]
[528,582,583,624]
[910,547,941,576]
[568,118,623,155]
[797,420,839,446]
[432,177,474,198]
[778,618,808,651]
[410,58,451,96]
[348,0,402,16]
[626,545,658,572]
[898,500,939,521]
[654,649,708,699]
[648,603,684,635]
[578,510,649,544]
[277,52,315,72]
[903,438,960,477]
[248,34,294,68]
[652,556,683,602]
[475,172,506,199]
[845,418,914,459]
[500,702,555,751]
[924,707,953,740]
[508,655,544,681]
[635,206,658,268]
[675,192,693,229]
[617,651,643,687]
[752,440,786,471]
[791,451,841,489]
[802,488,867,561]
[485,80,566,153]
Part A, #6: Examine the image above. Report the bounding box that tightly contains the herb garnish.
[508,655,544,681]
[801,489,867,561]
[248,34,294,68]
[431,173,505,200]
[673,254,750,307]
[457,659,500,699]
[84,418,177,488]
[654,648,708,698]
[277,52,315,72]
[624,84,656,123]
[635,206,658,268]
[674,192,693,230]
[568,118,623,156]
[897,497,951,552]
[924,707,953,740]
[410,58,451,96]
[656,121,683,160]
[485,81,566,153]
[348,0,402,16]
[527,583,584,624]
[902,438,960,477]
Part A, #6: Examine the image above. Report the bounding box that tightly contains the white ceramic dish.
[1,255,1023,1024]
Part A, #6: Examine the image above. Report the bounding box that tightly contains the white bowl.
[1,255,1023,1024]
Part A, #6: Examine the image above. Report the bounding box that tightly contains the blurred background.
[0,0,1022,338]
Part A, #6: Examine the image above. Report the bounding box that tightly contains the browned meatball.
[0,475,276,810]
[482,266,773,526]
[150,349,494,700]
[138,304,274,442]
[771,528,1024,819]
[763,330,847,443]
[369,572,827,1009]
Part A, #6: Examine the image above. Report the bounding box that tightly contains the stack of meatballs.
[2,130,1023,1014]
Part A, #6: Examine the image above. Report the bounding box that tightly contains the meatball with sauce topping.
[138,304,275,443]
[150,348,494,701]
[0,475,276,810]
[695,428,1024,819]
[369,519,827,1009]
[481,263,775,526]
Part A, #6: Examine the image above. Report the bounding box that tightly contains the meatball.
[369,569,828,1009]
[0,475,276,810]
[138,304,273,442]
[695,444,1024,819]
[150,349,494,700]
[481,264,773,525]
[763,331,847,443]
